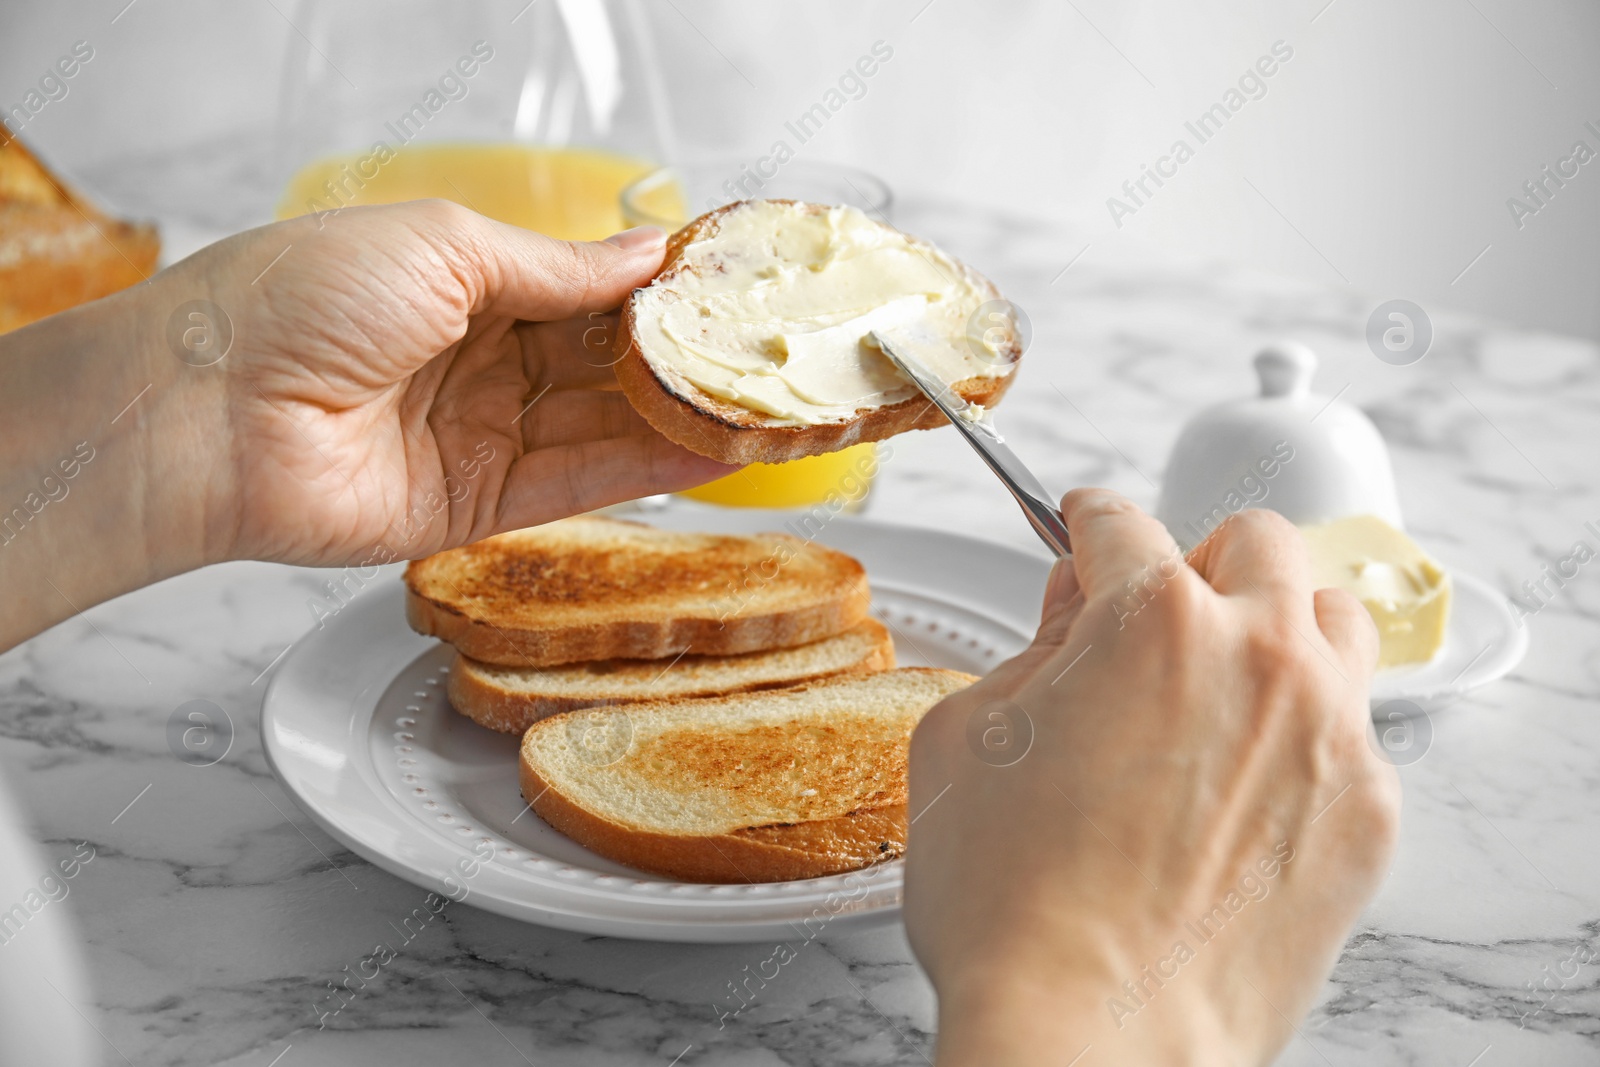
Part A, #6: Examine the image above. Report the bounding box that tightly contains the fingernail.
[603,225,666,251]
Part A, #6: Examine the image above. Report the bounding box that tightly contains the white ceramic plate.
[1369,569,1529,712]
[261,506,1524,941]
[260,508,1047,943]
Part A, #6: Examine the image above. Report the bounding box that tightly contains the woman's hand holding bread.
[163,201,740,567]
[0,203,733,650]
[904,489,1401,1066]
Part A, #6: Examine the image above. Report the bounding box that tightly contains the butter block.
[1298,514,1451,669]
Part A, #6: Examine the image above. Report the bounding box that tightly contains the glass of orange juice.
[619,160,894,510]
[273,0,669,241]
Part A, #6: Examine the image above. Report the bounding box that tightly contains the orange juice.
[680,442,880,509]
[276,141,653,241]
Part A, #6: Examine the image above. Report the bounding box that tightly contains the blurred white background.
[4,0,1598,338]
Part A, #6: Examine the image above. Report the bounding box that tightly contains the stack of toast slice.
[404,516,975,882]
[404,516,890,729]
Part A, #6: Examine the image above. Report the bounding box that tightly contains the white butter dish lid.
[1156,342,1403,550]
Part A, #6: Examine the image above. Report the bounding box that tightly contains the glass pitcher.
[273,0,673,240]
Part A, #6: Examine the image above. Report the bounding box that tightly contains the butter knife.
[871,330,1071,558]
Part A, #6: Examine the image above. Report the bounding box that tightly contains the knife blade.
[870,330,1071,557]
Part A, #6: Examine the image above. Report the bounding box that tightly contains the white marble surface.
[2,135,1599,1065]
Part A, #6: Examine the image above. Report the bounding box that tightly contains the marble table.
[3,134,1598,1066]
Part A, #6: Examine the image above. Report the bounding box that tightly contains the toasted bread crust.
[407,589,870,667]
[404,518,872,668]
[520,755,908,883]
[447,621,896,734]
[614,200,1019,466]
[518,667,976,883]
[0,134,158,333]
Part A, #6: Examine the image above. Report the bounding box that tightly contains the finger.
[492,434,736,530]
[430,202,666,322]
[1034,558,1085,647]
[516,313,626,391]
[1187,508,1314,620]
[521,389,654,451]
[1059,488,1187,604]
[1314,586,1380,678]
[487,222,664,320]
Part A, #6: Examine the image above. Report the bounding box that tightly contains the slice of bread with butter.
[615,199,1021,466]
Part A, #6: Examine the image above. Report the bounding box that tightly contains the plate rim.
[1367,569,1529,708]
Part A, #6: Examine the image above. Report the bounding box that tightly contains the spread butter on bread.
[448,618,894,734]
[404,516,870,668]
[518,667,976,883]
[616,199,1021,465]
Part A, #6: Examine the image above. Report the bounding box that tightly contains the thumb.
[458,212,668,322]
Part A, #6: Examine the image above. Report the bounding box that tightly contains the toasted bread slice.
[405,516,870,668]
[449,618,895,733]
[518,667,975,882]
[0,133,158,333]
[615,199,1020,466]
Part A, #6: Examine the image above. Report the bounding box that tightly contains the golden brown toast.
[518,667,976,882]
[0,133,159,333]
[404,516,871,668]
[614,199,1020,466]
[448,618,894,733]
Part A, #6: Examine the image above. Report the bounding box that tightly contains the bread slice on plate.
[615,199,1022,466]
[405,515,870,668]
[449,618,895,734]
[518,667,976,883]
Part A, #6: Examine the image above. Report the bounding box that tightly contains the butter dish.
[1155,341,1526,710]
[1156,341,1402,548]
